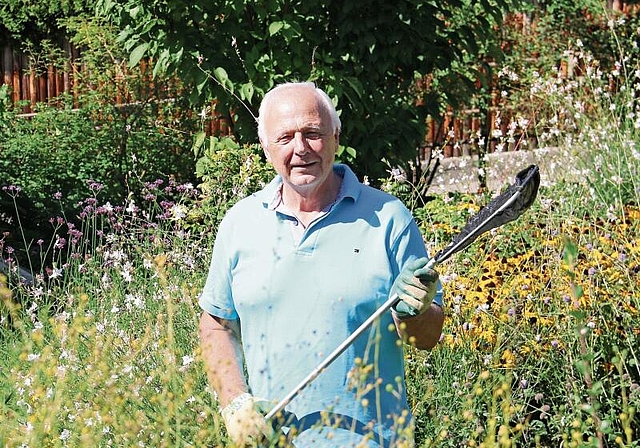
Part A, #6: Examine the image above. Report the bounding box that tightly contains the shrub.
[192,135,275,231]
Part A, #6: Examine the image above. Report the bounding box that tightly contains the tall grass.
[404,14,640,447]
[1,181,224,447]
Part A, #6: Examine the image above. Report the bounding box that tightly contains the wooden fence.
[1,40,522,158]
[1,41,78,111]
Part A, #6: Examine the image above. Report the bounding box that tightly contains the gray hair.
[257,82,341,145]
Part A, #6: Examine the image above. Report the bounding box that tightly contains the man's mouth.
[291,161,317,169]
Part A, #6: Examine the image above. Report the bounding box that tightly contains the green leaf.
[562,236,579,268]
[269,21,284,36]
[241,83,255,104]
[129,5,140,19]
[214,67,229,86]
[192,131,207,157]
[129,42,148,67]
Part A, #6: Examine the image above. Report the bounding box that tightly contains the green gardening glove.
[391,257,439,318]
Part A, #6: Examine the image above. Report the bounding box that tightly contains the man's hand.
[221,393,272,446]
[391,257,439,318]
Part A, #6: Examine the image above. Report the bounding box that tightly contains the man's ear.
[260,142,272,163]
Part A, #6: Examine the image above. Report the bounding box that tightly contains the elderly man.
[198,82,444,447]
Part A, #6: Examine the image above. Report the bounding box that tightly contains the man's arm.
[198,312,248,407]
[393,303,444,350]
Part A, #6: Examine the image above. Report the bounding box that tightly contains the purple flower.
[54,237,67,250]
[2,185,22,197]
[88,180,105,192]
[53,191,62,200]
[176,183,194,193]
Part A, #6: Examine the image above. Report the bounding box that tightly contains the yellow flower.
[501,349,516,369]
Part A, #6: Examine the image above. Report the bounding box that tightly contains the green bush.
[0,94,198,220]
[192,135,275,232]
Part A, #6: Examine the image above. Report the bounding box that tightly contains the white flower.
[126,199,137,214]
[121,262,134,283]
[170,204,187,220]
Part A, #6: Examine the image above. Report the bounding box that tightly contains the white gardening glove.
[221,393,272,447]
[391,257,439,318]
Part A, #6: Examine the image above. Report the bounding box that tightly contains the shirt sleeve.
[198,215,239,320]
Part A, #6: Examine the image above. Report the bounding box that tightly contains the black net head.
[434,165,541,264]
[514,165,541,210]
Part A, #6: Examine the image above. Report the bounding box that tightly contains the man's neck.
[282,172,342,213]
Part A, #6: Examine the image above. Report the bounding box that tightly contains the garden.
[1,1,639,447]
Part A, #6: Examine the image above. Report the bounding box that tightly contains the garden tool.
[265,164,541,421]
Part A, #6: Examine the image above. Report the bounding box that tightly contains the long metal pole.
[265,189,521,421]
[264,164,539,422]
[264,258,437,421]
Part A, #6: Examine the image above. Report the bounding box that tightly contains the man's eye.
[305,132,321,139]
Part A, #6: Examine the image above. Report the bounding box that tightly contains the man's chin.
[289,175,319,187]
[286,173,323,189]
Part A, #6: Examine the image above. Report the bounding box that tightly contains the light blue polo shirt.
[199,164,443,447]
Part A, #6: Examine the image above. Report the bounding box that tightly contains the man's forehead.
[265,103,330,135]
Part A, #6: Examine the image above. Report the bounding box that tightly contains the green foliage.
[0,0,94,46]
[0,95,197,223]
[1,13,200,265]
[96,0,520,181]
[0,191,222,446]
[192,135,275,230]
[406,186,640,446]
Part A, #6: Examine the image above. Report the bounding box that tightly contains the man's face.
[261,88,338,194]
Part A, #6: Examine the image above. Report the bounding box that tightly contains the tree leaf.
[214,67,229,85]
[241,83,255,104]
[129,42,148,67]
[269,21,284,36]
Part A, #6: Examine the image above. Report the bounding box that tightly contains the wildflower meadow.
[2,8,640,448]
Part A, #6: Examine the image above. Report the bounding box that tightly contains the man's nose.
[293,132,308,155]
